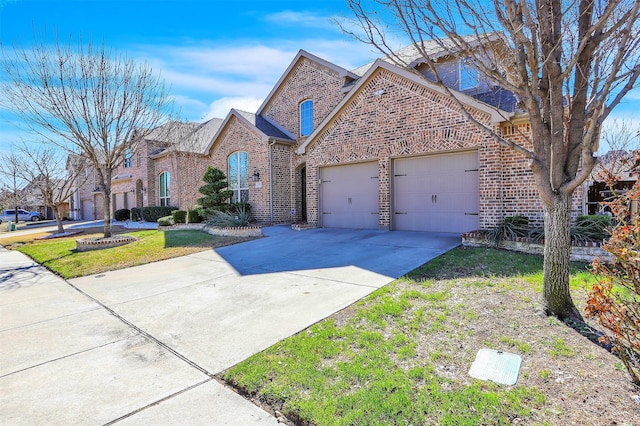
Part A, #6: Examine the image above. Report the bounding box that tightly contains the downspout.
[269,139,277,224]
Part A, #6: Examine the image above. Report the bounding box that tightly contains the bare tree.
[343,0,640,320]
[9,143,88,234]
[0,152,28,223]
[1,34,175,238]
[596,118,640,179]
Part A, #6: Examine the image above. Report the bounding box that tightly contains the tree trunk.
[53,205,65,234]
[103,189,112,238]
[542,193,583,320]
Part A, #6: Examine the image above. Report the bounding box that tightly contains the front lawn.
[221,247,637,425]
[2,226,254,278]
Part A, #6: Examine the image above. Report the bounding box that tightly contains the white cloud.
[263,10,338,30]
[202,97,264,120]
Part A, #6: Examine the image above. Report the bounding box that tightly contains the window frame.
[299,99,314,137]
[123,148,133,168]
[159,171,170,206]
[228,151,249,204]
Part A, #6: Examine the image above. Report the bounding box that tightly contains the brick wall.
[297,67,585,231]
[261,57,346,140]
[209,116,273,222]
[305,68,494,229]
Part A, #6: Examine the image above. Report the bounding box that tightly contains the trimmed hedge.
[172,210,187,224]
[157,215,174,226]
[142,206,178,222]
[114,208,130,221]
[187,209,203,223]
[130,208,142,221]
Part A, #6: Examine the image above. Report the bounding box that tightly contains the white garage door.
[393,151,479,232]
[320,162,379,229]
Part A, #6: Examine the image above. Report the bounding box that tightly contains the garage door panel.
[321,162,379,229]
[393,151,479,233]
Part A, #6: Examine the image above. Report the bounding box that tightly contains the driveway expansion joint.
[63,279,216,378]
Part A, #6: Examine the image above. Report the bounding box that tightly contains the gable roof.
[351,33,505,76]
[146,118,224,157]
[297,59,513,155]
[205,109,295,154]
[256,50,359,116]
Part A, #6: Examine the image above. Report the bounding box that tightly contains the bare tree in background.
[344,0,640,320]
[0,152,28,224]
[1,34,175,238]
[597,119,640,178]
[8,143,88,234]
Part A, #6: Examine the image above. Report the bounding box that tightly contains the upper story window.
[123,148,133,168]
[459,62,479,91]
[228,151,248,203]
[300,99,314,137]
[136,151,142,167]
[159,171,170,206]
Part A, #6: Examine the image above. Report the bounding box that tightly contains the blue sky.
[0,0,638,154]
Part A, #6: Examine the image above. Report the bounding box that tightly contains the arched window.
[228,151,248,203]
[300,99,313,136]
[123,148,132,168]
[159,171,170,206]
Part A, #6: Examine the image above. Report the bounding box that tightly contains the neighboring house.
[21,177,70,220]
[109,119,224,215]
[68,154,103,221]
[75,39,597,232]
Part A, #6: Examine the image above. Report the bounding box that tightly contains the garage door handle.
[395,212,407,215]
[371,212,379,215]
[464,213,479,215]
[394,174,407,177]
[322,212,332,215]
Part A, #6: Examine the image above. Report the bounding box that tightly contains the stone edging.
[76,235,138,252]
[159,223,263,237]
[461,232,612,263]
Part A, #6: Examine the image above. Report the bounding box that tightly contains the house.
[190,46,581,232]
[77,39,592,232]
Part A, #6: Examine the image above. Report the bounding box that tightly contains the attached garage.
[319,161,379,229]
[393,151,479,233]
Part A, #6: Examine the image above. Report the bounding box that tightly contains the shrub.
[157,215,174,226]
[187,209,203,223]
[207,204,252,227]
[586,151,640,386]
[172,210,187,224]
[198,167,233,214]
[487,215,530,245]
[142,206,178,222]
[114,208,130,221]
[572,215,611,243]
[130,208,142,221]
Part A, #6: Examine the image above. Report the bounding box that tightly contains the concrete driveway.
[1,226,459,425]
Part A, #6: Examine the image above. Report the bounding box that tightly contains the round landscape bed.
[76,235,138,252]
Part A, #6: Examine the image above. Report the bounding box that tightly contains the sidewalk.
[0,246,279,425]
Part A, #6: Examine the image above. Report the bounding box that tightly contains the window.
[300,99,313,136]
[228,151,248,203]
[459,62,479,91]
[136,151,142,167]
[124,148,132,168]
[159,171,170,206]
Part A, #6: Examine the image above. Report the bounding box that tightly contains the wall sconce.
[252,171,260,182]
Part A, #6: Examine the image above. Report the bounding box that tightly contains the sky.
[0,0,638,157]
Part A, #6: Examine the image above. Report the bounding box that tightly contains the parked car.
[0,209,42,223]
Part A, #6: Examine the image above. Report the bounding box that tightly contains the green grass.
[220,247,607,425]
[5,228,251,278]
